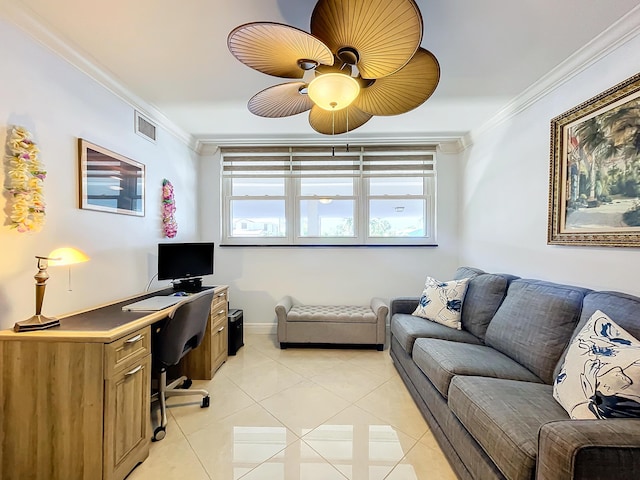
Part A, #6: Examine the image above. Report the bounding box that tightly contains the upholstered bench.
[275,296,388,350]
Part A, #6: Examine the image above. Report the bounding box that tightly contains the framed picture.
[78,139,145,216]
[548,72,640,247]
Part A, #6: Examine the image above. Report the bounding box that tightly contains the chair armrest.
[390,297,420,316]
[537,419,640,480]
[370,297,389,323]
[275,296,293,323]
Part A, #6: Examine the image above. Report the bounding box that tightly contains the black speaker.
[228,308,244,355]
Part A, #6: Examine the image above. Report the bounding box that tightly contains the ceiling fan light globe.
[307,73,360,111]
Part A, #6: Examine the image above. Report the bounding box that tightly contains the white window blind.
[221,146,434,176]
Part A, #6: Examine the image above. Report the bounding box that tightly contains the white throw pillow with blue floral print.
[553,310,640,419]
[412,276,469,330]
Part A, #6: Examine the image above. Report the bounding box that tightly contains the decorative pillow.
[412,277,469,330]
[553,310,640,419]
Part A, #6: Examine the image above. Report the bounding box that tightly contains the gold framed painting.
[78,139,145,216]
[548,72,640,247]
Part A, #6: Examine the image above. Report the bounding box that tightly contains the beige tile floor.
[128,334,457,480]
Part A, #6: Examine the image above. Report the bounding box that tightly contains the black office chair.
[151,289,214,441]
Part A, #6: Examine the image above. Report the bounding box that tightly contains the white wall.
[0,19,200,330]
[459,33,640,295]
[199,148,461,329]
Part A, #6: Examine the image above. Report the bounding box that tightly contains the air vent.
[135,111,157,143]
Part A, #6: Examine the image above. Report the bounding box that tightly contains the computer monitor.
[157,242,214,291]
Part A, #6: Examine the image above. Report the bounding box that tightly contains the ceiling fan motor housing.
[337,47,359,66]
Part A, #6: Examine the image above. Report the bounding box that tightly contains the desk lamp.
[14,247,89,332]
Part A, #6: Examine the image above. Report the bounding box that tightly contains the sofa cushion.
[554,290,640,380]
[390,336,508,480]
[454,270,516,341]
[413,276,470,330]
[286,304,377,323]
[390,313,482,354]
[554,310,640,419]
[412,338,542,398]
[448,376,569,480]
[453,266,486,279]
[485,278,590,384]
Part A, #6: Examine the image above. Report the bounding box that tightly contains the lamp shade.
[307,73,360,111]
[47,247,90,267]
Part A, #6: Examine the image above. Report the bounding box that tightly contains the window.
[221,145,436,246]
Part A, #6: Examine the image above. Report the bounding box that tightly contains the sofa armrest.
[275,296,294,344]
[371,298,389,346]
[537,419,640,480]
[390,297,419,316]
[275,296,293,323]
[370,297,389,322]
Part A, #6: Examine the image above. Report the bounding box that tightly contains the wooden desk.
[0,285,228,480]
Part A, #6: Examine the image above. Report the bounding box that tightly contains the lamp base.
[14,314,60,332]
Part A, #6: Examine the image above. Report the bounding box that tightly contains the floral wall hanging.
[162,178,177,238]
[5,126,46,232]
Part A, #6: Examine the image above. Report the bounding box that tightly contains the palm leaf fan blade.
[309,105,372,135]
[228,22,334,79]
[248,83,313,118]
[311,0,422,79]
[354,48,440,116]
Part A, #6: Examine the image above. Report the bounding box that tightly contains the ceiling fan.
[227,0,440,135]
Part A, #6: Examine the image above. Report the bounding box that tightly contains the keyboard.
[121,295,183,311]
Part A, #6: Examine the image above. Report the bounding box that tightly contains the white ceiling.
[5,0,640,143]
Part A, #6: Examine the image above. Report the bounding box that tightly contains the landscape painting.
[548,72,640,247]
[78,139,145,216]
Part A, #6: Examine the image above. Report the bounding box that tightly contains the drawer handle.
[126,334,143,344]
[218,293,226,297]
[125,365,143,376]
[218,310,225,315]
[218,326,225,332]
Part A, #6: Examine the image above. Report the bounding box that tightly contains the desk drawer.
[210,313,228,375]
[105,327,151,378]
[211,289,227,315]
[211,302,227,323]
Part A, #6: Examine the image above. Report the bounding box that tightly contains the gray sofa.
[390,266,640,480]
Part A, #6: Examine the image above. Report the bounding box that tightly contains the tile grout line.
[136,335,456,480]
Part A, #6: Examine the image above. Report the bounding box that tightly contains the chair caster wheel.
[201,396,210,408]
[152,426,166,441]
[181,378,192,389]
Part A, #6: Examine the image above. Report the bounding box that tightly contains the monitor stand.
[173,278,202,293]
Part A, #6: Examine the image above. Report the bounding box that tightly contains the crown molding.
[462,5,640,150]
[196,132,465,156]
[2,3,199,152]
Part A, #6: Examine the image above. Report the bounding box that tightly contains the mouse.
[173,291,188,296]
